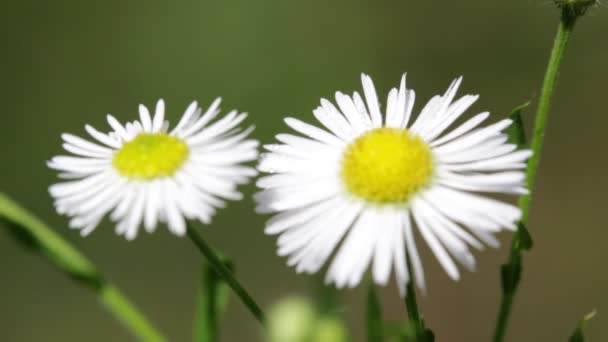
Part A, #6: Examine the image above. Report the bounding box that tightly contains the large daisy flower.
[48,99,258,239]
[256,74,531,293]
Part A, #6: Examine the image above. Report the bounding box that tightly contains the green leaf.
[398,323,434,342]
[0,193,101,288]
[500,223,533,295]
[569,310,596,342]
[515,223,534,251]
[0,193,166,341]
[419,328,435,342]
[366,283,383,342]
[194,258,233,342]
[507,102,529,147]
[500,258,522,295]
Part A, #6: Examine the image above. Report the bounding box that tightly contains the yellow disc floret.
[113,133,189,180]
[341,128,435,204]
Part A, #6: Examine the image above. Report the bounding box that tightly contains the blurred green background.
[1,0,607,341]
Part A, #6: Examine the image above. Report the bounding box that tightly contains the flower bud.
[311,316,349,342]
[554,0,597,16]
[267,296,316,342]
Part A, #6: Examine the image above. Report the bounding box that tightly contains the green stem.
[314,272,340,315]
[194,258,232,342]
[0,193,166,342]
[404,253,424,341]
[493,270,516,342]
[518,9,576,223]
[366,280,383,342]
[101,285,167,342]
[186,223,266,326]
[493,9,578,342]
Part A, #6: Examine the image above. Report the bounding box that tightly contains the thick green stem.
[492,9,578,342]
[186,224,266,326]
[0,193,166,342]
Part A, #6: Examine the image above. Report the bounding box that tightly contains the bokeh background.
[1,0,607,341]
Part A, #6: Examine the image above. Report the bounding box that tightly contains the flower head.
[48,99,258,239]
[256,74,532,293]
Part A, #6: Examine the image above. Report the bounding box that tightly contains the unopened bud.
[267,296,316,342]
[311,316,349,342]
[554,0,598,16]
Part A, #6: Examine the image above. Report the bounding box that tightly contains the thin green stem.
[313,272,340,315]
[493,274,516,342]
[101,285,167,342]
[194,258,232,342]
[186,223,266,327]
[518,9,576,223]
[0,193,166,342]
[404,253,424,341]
[493,9,578,342]
[366,280,383,342]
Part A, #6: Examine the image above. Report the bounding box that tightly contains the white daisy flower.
[256,74,532,293]
[48,99,258,240]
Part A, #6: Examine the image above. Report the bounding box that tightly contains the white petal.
[373,209,397,285]
[412,199,460,281]
[284,117,345,147]
[85,125,121,149]
[402,210,426,291]
[152,99,165,132]
[138,104,153,132]
[430,112,490,147]
[360,74,383,127]
[106,115,129,141]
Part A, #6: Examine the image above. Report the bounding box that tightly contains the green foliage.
[0,193,166,342]
[366,283,383,342]
[500,224,533,295]
[0,193,101,288]
[399,323,435,342]
[555,0,598,17]
[506,102,529,148]
[568,310,596,342]
[194,259,233,342]
[186,224,266,326]
[266,296,348,342]
[515,223,534,251]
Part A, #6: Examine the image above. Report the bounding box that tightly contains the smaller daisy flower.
[48,99,258,239]
[256,74,532,294]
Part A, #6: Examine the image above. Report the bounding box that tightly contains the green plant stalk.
[194,259,232,342]
[0,193,166,342]
[186,223,266,326]
[101,285,166,342]
[366,280,383,342]
[404,253,425,341]
[492,9,578,342]
[518,9,577,223]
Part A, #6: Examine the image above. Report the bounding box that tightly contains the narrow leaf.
[419,328,435,342]
[500,260,522,295]
[0,193,166,341]
[366,283,383,342]
[516,223,534,251]
[399,323,434,342]
[569,310,596,342]
[0,193,100,287]
[507,102,529,147]
[194,258,233,342]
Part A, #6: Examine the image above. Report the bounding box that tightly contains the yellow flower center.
[341,128,435,204]
[112,133,189,180]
